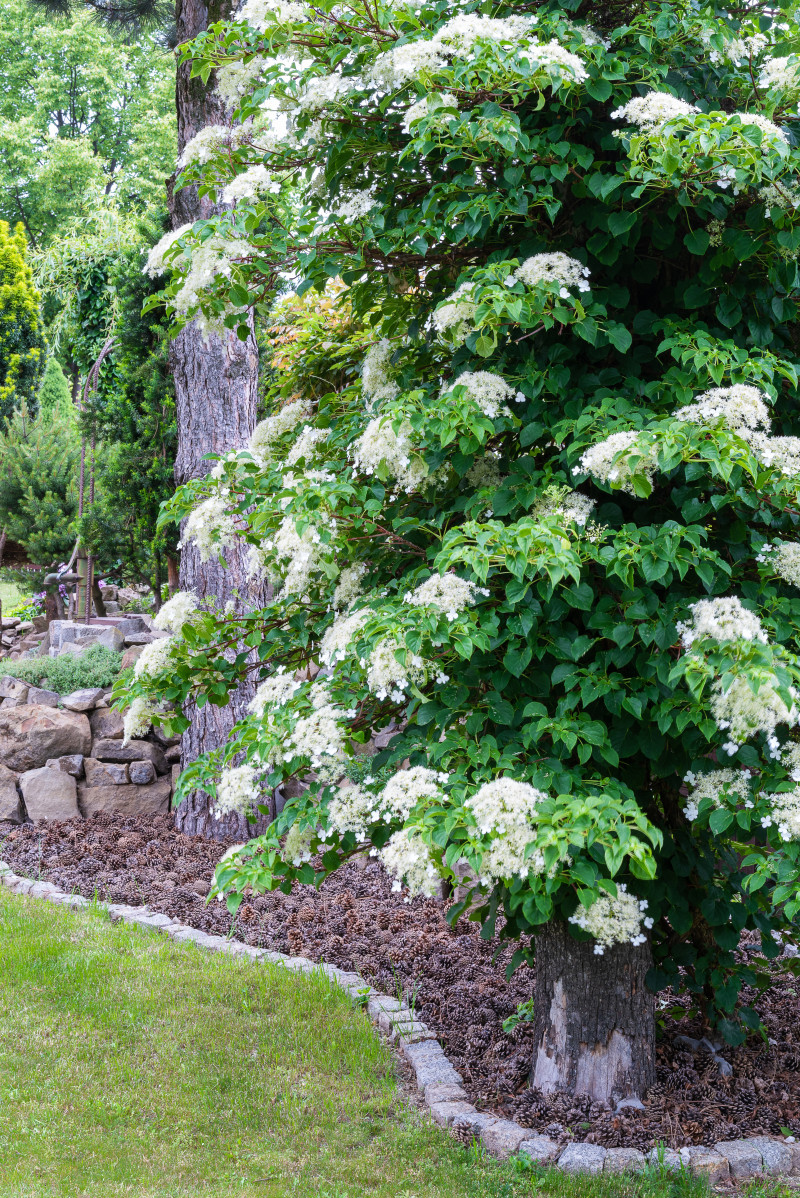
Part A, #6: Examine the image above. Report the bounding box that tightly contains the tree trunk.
[170,0,267,841]
[531,920,655,1106]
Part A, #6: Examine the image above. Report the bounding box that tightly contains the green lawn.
[0,889,717,1198]
[0,577,33,612]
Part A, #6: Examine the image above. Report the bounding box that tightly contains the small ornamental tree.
[37,358,73,420]
[0,221,44,421]
[125,0,800,1103]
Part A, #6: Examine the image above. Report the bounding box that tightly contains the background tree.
[122,0,800,1106]
[0,0,175,247]
[0,221,44,422]
[37,358,73,420]
[0,404,79,566]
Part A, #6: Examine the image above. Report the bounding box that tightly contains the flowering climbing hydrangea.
[123,0,800,1042]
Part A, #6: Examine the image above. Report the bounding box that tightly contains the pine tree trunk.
[531,920,655,1105]
[169,0,267,841]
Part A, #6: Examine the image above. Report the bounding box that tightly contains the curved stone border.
[1,860,797,1179]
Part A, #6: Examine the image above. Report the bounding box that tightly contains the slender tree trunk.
[531,920,655,1105]
[169,0,267,840]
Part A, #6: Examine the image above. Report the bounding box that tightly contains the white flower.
[575,430,655,494]
[430,13,538,53]
[367,41,448,90]
[122,696,156,745]
[711,673,798,756]
[282,821,316,866]
[375,766,447,822]
[432,283,478,344]
[144,224,193,278]
[319,609,368,666]
[735,111,788,144]
[367,637,432,702]
[350,416,430,493]
[465,452,504,490]
[405,573,486,620]
[673,384,771,434]
[222,165,276,204]
[514,252,591,297]
[331,187,378,223]
[248,670,302,717]
[763,788,800,841]
[760,541,800,588]
[153,591,199,635]
[133,636,176,680]
[611,91,699,132]
[327,782,374,838]
[676,596,768,649]
[682,768,752,821]
[179,125,232,169]
[249,401,313,465]
[361,340,399,406]
[532,488,596,528]
[332,563,367,610]
[237,0,306,31]
[466,777,548,881]
[443,371,515,419]
[297,73,361,113]
[569,884,651,953]
[286,425,328,466]
[749,434,800,476]
[214,764,260,818]
[402,93,458,134]
[183,494,239,563]
[701,30,767,67]
[216,58,268,107]
[759,56,800,92]
[379,827,440,898]
[284,692,347,777]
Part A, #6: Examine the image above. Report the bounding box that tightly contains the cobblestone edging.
[2,861,799,1181]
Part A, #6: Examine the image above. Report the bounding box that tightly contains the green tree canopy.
[0,404,79,566]
[0,0,176,247]
[38,358,73,420]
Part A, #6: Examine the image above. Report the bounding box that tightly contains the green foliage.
[130,0,800,1041]
[0,404,79,566]
[4,592,43,620]
[0,0,175,249]
[37,357,73,420]
[3,643,121,692]
[0,221,44,422]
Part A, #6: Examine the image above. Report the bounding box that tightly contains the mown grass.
[0,889,712,1198]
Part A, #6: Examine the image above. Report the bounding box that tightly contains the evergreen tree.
[0,404,79,566]
[0,222,44,421]
[37,358,72,420]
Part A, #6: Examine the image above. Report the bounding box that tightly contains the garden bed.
[2,810,799,1153]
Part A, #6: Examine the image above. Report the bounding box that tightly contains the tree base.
[531,919,655,1104]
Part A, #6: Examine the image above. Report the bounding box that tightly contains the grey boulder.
[27,686,59,707]
[84,758,128,786]
[0,762,21,822]
[91,738,167,773]
[21,766,79,821]
[129,760,156,785]
[45,754,85,779]
[0,705,91,772]
[78,778,170,817]
[61,688,104,713]
[89,707,124,740]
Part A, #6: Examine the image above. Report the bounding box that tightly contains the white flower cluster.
[443,371,515,419]
[319,609,367,666]
[783,742,800,781]
[532,489,596,528]
[183,494,239,563]
[759,181,800,218]
[361,340,399,407]
[368,41,448,91]
[144,224,193,278]
[134,636,176,680]
[366,637,448,702]
[702,30,767,66]
[760,56,800,92]
[763,788,800,841]
[216,58,268,107]
[465,452,504,491]
[711,673,799,757]
[222,165,276,205]
[327,783,373,838]
[673,384,771,434]
[170,232,250,326]
[286,425,328,466]
[432,283,478,344]
[611,91,699,132]
[682,767,753,821]
[179,125,234,169]
[736,111,788,144]
[249,400,312,465]
[569,884,653,955]
[332,188,378,223]
[269,514,329,600]
[297,73,361,113]
[350,416,429,493]
[431,12,537,53]
[248,670,302,718]
[676,596,767,649]
[153,590,199,635]
[122,696,156,745]
[517,38,588,82]
[466,777,547,882]
[377,766,448,821]
[379,828,440,898]
[750,434,800,476]
[575,430,654,494]
[283,822,316,866]
[513,252,591,298]
[283,683,350,778]
[213,764,260,818]
[237,0,305,31]
[332,563,367,610]
[402,93,458,134]
[404,573,486,621]
[757,541,800,588]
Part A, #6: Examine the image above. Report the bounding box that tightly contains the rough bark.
[169,0,267,840]
[531,920,655,1105]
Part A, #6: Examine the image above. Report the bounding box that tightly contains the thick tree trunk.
[170,0,267,840]
[531,920,655,1105]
